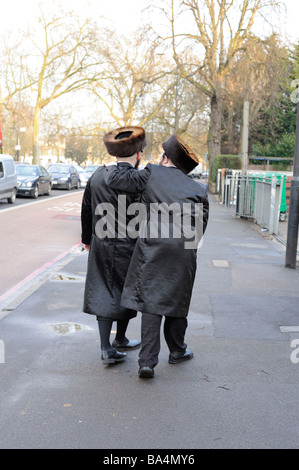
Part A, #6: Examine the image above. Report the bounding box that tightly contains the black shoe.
[169,349,194,364]
[138,366,154,378]
[112,338,141,351]
[101,348,126,364]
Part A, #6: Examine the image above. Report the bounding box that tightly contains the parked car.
[202,170,209,179]
[16,164,52,198]
[48,164,80,190]
[85,165,100,177]
[74,165,90,188]
[0,155,18,204]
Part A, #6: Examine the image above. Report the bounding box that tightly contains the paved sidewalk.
[0,193,298,449]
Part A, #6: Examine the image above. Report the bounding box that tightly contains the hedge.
[211,155,242,182]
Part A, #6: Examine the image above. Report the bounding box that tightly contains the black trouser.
[97,316,130,350]
[139,312,187,368]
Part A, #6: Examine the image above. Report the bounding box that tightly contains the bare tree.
[18,6,103,163]
[155,0,282,172]
[148,66,209,159]
[221,33,289,154]
[0,32,39,157]
[89,28,174,129]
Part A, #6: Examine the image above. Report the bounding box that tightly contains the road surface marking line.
[212,260,230,267]
[280,326,299,333]
[0,191,83,214]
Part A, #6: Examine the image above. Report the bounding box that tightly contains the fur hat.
[103,126,147,158]
[162,134,199,174]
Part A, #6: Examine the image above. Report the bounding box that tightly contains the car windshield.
[48,165,69,174]
[16,166,38,176]
[76,167,85,173]
[85,166,99,172]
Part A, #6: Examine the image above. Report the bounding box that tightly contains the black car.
[85,165,100,177]
[16,164,52,198]
[48,164,80,190]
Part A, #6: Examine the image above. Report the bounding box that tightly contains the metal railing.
[216,170,283,235]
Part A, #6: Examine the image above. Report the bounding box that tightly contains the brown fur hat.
[162,134,199,174]
[103,126,147,157]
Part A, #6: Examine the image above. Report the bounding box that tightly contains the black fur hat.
[103,126,147,157]
[162,134,199,174]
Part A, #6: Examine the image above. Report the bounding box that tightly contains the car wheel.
[67,181,72,190]
[7,188,17,204]
[32,185,39,199]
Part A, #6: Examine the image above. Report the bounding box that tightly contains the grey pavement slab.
[0,194,299,449]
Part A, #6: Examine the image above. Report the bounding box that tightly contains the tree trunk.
[227,100,234,154]
[32,105,41,164]
[208,92,222,178]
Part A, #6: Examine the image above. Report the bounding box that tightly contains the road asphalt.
[0,192,298,450]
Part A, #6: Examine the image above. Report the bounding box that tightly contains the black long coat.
[105,163,209,318]
[81,166,139,320]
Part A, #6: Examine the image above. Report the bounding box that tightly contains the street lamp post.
[16,56,22,161]
[241,100,250,175]
[285,102,299,269]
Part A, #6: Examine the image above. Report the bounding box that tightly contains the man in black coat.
[81,126,147,364]
[105,134,209,378]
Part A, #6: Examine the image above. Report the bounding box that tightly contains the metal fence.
[216,170,283,235]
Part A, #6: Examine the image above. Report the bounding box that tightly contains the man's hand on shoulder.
[105,162,151,192]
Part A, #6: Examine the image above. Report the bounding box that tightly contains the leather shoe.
[169,349,194,364]
[101,348,126,364]
[112,338,141,351]
[138,366,154,378]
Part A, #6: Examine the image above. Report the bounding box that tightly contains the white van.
[0,155,18,204]
[190,163,203,179]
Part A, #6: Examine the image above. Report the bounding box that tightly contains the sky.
[1,0,299,43]
[2,0,148,34]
